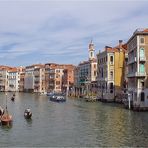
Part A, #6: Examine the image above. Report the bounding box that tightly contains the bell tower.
[89,40,95,60]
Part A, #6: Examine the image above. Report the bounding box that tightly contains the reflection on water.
[0,92,148,147]
[1,125,12,131]
[25,118,32,126]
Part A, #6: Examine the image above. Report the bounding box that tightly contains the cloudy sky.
[0,0,148,66]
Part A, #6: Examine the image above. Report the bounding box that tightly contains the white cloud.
[0,0,148,66]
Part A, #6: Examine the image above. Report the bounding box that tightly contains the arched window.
[89,52,92,57]
[141,92,145,101]
[110,71,113,80]
[140,37,144,44]
[140,48,145,58]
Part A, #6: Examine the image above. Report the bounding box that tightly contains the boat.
[85,96,97,102]
[40,92,47,95]
[11,93,15,101]
[1,93,13,126]
[47,92,53,96]
[49,93,66,102]
[11,96,15,101]
[0,106,4,116]
[1,111,13,126]
[24,108,32,119]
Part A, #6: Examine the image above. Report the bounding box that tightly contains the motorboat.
[24,108,32,119]
[49,93,66,102]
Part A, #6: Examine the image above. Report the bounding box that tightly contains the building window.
[110,56,114,64]
[134,92,137,101]
[91,52,93,57]
[140,37,145,44]
[94,71,96,76]
[110,71,113,80]
[141,92,145,101]
[140,64,145,73]
[101,68,103,78]
[140,48,145,58]
[110,90,113,93]
[56,81,60,85]
[94,64,96,69]
[131,64,134,72]
[110,82,113,89]
[141,81,144,89]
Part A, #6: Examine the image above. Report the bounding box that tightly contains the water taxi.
[48,93,66,102]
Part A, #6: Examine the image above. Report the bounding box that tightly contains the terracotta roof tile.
[143,28,148,32]
[9,68,17,72]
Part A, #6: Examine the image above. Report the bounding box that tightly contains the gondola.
[24,109,32,119]
[1,112,13,126]
[11,93,15,101]
[11,96,15,101]
[1,94,13,126]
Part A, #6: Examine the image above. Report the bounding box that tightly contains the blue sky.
[0,0,148,66]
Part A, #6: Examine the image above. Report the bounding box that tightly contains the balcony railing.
[136,72,146,77]
[127,57,137,65]
[139,56,146,62]
[128,71,146,77]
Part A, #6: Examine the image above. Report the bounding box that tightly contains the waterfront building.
[74,41,97,97]
[45,63,75,93]
[34,65,45,93]
[53,68,63,93]
[97,41,127,102]
[127,28,148,110]
[45,63,58,92]
[8,66,26,92]
[62,65,75,96]
[0,66,12,91]
[45,63,64,93]
[24,64,43,92]
[19,68,25,92]
[73,66,80,97]
[8,67,19,92]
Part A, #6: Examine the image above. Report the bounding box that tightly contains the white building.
[127,28,148,110]
[0,67,9,91]
[24,64,43,92]
[34,66,45,93]
[8,68,19,91]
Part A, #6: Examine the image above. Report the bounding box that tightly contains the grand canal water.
[0,92,148,147]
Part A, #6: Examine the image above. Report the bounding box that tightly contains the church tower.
[89,40,95,60]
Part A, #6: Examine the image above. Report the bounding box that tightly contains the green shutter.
[140,64,145,73]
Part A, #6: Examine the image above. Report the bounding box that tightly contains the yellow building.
[97,40,127,102]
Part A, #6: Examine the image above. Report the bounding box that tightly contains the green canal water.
[0,92,148,147]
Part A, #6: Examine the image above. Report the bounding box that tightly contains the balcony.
[127,57,137,65]
[136,72,146,77]
[139,56,146,62]
[128,72,146,77]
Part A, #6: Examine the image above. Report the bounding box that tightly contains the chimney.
[105,46,112,51]
[119,40,123,49]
